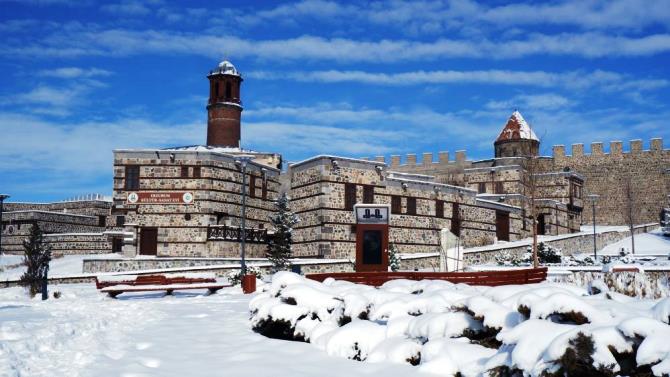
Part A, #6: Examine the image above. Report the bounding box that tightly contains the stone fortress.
[1,60,669,271]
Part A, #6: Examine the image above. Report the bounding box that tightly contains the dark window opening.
[496,211,510,241]
[214,81,219,99]
[116,215,126,227]
[125,166,140,191]
[216,212,228,225]
[406,197,417,215]
[363,185,374,204]
[436,200,444,218]
[344,183,357,210]
[451,203,461,237]
[521,210,527,230]
[193,166,201,178]
[391,196,402,214]
[495,182,504,194]
[98,215,106,227]
[478,182,486,193]
[181,166,189,178]
[225,82,232,99]
[249,175,256,198]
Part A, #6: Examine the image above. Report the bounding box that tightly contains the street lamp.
[587,194,599,261]
[235,156,254,275]
[0,194,9,257]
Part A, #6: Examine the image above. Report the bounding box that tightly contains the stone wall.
[462,223,658,265]
[552,139,670,225]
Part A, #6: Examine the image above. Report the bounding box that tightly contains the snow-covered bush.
[227,266,262,286]
[250,272,670,376]
[524,242,562,264]
[495,250,523,266]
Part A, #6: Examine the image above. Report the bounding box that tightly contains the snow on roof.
[164,145,254,154]
[209,60,239,76]
[495,111,539,143]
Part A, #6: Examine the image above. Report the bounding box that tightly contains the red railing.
[306,267,548,287]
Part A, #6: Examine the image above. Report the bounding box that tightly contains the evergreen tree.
[266,193,299,272]
[389,243,401,272]
[20,223,52,297]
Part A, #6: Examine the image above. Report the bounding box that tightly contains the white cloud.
[486,94,575,111]
[247,69,668,94]
[37,67,113,79]
[4,28,670,61]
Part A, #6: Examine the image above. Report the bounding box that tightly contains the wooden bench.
[306,267,548,287]
[95,273,230,298]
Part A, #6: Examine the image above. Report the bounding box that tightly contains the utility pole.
[587,194,599,261]
[236,156,253,275]
[0,194,9,257]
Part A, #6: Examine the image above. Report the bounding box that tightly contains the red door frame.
[355,224,389,272]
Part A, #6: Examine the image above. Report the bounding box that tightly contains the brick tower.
[207,60,243,147]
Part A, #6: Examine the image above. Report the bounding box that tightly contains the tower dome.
[494,111,540,158]
[210,60,239,76]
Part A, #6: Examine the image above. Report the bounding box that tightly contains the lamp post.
[0,194,9,257]
[587,194,599,261]
[235,156,253,275]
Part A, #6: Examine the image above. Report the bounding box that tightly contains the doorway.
[355,224,388,272]
[140,227,158,256]
[496,211,510,241]
[537,215,546,236]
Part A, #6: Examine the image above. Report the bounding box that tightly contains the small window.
[344,183,357,210]
[391,196,402,214]
[249,175,256,198]
[406,197,417,215]
[125,166,140,190]
[116,215,126,227]
[193,166,201,178]
[495,182,504,194]
[363,185,374,204]
[214,81,219,99]
[216,212,228,225]
[262,177,268,200]
[181,166,189,178]
[478,182,486,193]
[451,203,461,237]
[225,82,232,99]
[435,200,444,218]
[98,215,106,227]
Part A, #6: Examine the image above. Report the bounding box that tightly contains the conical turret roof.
[495,111,539,143]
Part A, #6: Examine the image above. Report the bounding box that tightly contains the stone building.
[288,155,523,260]
[0,197,115,255]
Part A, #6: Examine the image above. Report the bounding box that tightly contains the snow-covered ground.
[601,229,670,256]
[251,272,670,376]
[0,253,121,281]
[1,282,419,377]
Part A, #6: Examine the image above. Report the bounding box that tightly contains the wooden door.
[355,224,388,272]
[496,211,510,241]
[140,227,158,256]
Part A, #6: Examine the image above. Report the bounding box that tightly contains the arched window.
[225,82,232,99]
[213,81,219,100]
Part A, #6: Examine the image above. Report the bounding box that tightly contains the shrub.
[227,266,262,286]
[389,243,401,272]
[20,224,52,297]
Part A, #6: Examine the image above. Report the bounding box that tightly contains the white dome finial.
[213,59,238,76]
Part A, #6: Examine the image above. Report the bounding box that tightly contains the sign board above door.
[127,192,194,205]
[354,204,391,224]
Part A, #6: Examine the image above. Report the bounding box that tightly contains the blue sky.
[1,0,669,202]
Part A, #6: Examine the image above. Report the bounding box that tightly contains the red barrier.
[306,267,548,287]
[242,274,257,294]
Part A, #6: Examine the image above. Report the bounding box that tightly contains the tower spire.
[206,59,243,147]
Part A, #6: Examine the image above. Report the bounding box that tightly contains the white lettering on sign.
[354,205,390,224]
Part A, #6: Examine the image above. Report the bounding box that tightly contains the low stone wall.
[463,223,658,266]
[548,270,670,299]
[3,232,111,255]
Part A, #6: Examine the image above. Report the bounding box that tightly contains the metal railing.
[207,225,267,244]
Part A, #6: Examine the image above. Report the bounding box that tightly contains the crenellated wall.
[551,138,670,225]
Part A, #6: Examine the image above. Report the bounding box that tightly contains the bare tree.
[624,176,636,254]
[521,156,541,268]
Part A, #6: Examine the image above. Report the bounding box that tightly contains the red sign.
[126,192,194,205]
